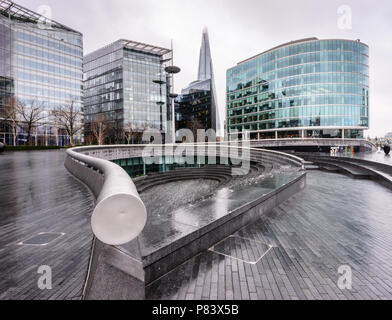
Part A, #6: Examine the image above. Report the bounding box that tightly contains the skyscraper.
[197,28,213,82]
[0,0,83,146]
[227,38,369,141]
[175,28,220,139]
[83,39,172,144]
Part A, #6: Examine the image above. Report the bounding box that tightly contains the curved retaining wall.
[303,154,392,190]
[65,143,306,299]
[69,143,305,169]
[249,138,376,152]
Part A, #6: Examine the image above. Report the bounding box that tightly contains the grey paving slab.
[0,150,94,300]
[3,149,392,301]
[146,171,392,300]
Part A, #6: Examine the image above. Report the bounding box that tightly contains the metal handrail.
[70,143,305,167]
[66,143,305,246]
[66,147,147,246]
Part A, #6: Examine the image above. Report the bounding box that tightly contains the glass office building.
[175,28,218,138]
[0,0,83,146]
[83,40,172,144]
[175,85,213,134]
[227,38,369,140]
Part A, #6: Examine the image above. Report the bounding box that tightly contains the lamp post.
[165,41,181,144]
[153,79,166,134]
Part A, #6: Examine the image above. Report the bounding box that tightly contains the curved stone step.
[136,171,232,184]
[143,168,234,180]
[135,163,267,193]
[300,154,392,190]
[135,169,233,191]
[136,175,231,193]
[312,160,373,179]
[348,162,392,191]
[317,164,339,172]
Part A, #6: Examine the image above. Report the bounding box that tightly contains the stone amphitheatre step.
[144,165,264,178]
[317,164,339,172]
[303,161,319,170]
[135,172,233,192]
[305,164,320,170]
[136,176,231,193]
[143,169,233,179]
[297,154,392,189]
[312,160,373,179]
[147,168,231,177]
[349,162,392,190]
[134,164,268,193]
[136,171,232,184]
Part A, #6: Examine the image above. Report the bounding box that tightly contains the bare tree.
[15,100,46,146]
[122,122,155,144]
[91,115,110,145]
[187,118,205,141]
[141,121,153,131]
[51,101,82,147]
[4,97,19,146]
[122,122,138,144]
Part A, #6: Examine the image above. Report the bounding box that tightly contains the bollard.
[384,144,391,156]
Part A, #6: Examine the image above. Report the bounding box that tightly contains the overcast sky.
[18,0,392,137]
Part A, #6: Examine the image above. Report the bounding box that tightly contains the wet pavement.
[323,151,392,166]
[146,170,392,300]
[0,150,94,300]
[131,170,303,258]
[2,150,392,300]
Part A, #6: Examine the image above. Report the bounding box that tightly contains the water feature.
[112,155,236,178]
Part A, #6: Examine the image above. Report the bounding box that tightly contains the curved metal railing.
[69,144,305,168]
[65,147,147,246]
[65,144,305,246]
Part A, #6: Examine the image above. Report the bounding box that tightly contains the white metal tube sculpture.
[66,148,147,246]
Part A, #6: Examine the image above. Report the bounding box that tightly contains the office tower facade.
[0,0,83,146]
[83,40,172,144]
[175,28,219,140]
[227,38,369,140]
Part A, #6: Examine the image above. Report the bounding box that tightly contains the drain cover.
[210,236,272,264]
[18,232,65,246]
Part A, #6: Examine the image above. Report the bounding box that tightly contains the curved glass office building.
[227,38,369,140]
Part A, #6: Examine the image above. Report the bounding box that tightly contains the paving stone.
[146,171,392,300]
[3,151,392,301]
[0,150,94,300]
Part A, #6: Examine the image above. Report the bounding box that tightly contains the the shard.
[197,27,213,82]
[178,28,221,136]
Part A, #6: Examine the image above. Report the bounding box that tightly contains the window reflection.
[227,39,369,139]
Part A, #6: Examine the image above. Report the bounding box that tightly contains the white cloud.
[18,0,392,137]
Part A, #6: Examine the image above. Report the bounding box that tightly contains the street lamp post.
[154,42,181,144]
[153,79,166,134]
[165,41,181,144]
